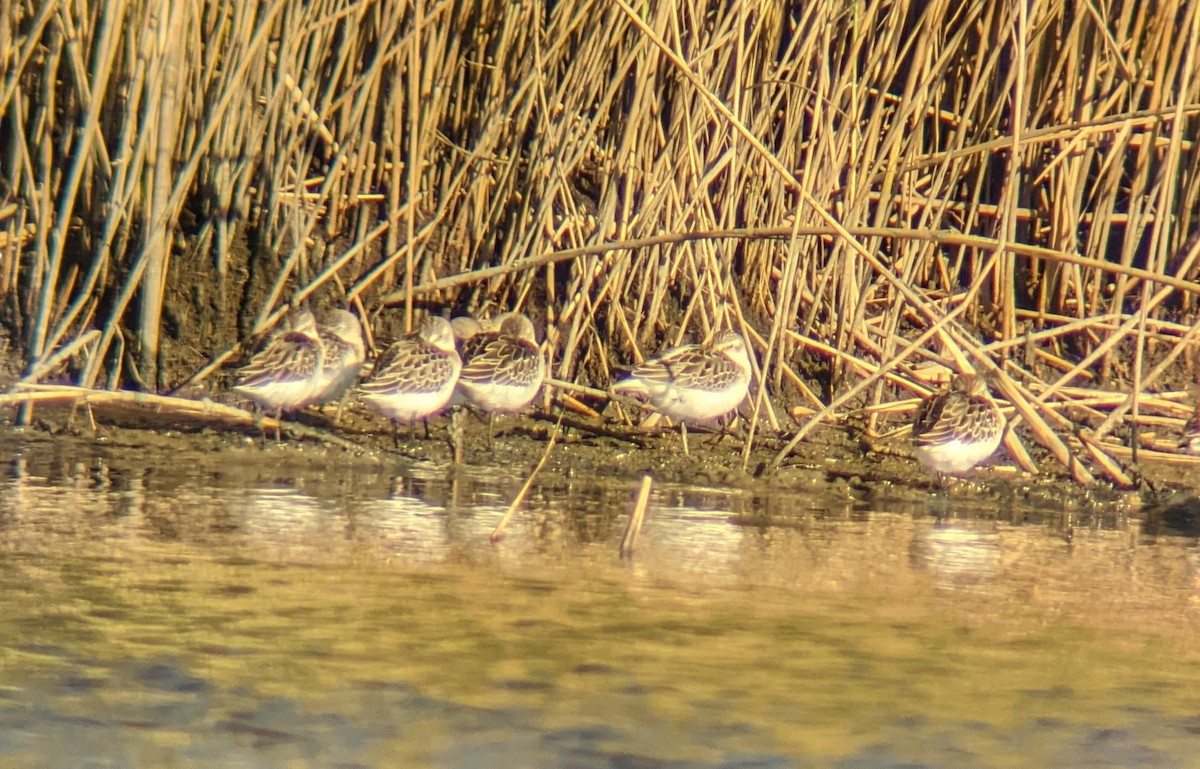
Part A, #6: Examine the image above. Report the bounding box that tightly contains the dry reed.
[2,1,1200,486]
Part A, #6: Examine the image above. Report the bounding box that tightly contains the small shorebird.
[456,313,545,413]
[452,312,546,453]
[610,330,752,455]
[360,316,462,440]
[233,307,325,440]
[911,373,1005,481]
[307,309,366,410]
[450,315,485,345]
[1179,405,1200,455]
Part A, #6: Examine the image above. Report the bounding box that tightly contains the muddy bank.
[2,314,1196,528]
[1,385,1188,535]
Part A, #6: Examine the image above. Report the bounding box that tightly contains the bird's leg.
[449,408,466,464]
[680,422,690,456]
[248,404,267,445]
[332,392,350,424]
[704,411,738,447]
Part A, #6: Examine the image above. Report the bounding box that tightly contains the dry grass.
[2,0,1200,485]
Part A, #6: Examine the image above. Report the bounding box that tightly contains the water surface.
[1,432,1199,768]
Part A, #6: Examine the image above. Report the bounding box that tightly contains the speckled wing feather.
[912,389,956,446]
[913,388,1000,446]
[236,332,321,389]
[962,400,1001,441]
[319,331,355,361]
[628,345,742,392]
[459,337,541,387]
[364,339,459,396]
[457,331,496,363]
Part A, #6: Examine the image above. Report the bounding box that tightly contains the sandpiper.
[1179,404,1200,455]
[456,313,545,414]
[452,312,546,454]
[233,307,325,439]
[307,309,366,411]
[609,330,752,455]
[911,373,1005,480]
[450,315,485,345]
[360,316,462,438]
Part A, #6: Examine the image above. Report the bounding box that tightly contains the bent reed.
[2,0,1199,486]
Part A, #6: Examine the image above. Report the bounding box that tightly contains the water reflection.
[0,435,1199,768]
[911,521,1001,592]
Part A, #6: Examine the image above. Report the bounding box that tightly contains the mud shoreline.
[2,383,1192,535]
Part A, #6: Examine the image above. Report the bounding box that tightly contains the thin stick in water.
[490,415,563,543]
[620,474,653,558]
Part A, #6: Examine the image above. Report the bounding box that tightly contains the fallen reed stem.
[490,414,562,543]
[0,384,364,451]
[620,474,653,558]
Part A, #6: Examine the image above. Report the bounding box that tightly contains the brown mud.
[2,378,1195,534]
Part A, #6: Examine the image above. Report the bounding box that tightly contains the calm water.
[2,432,1200,768]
